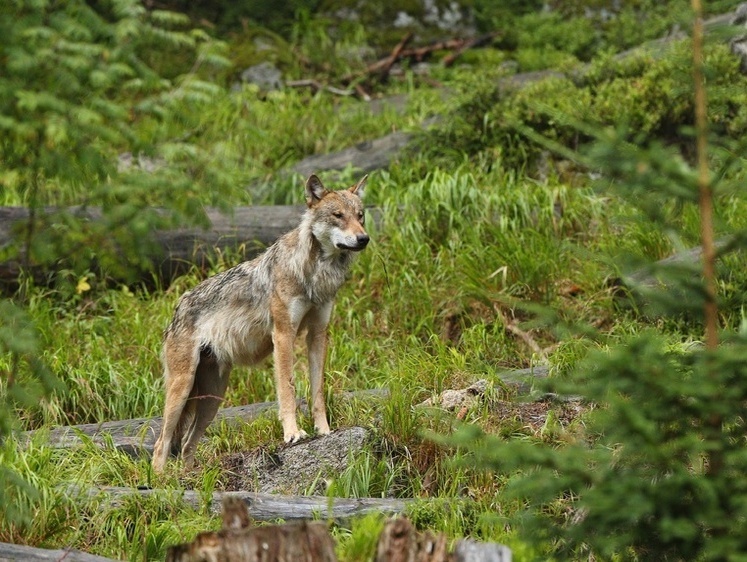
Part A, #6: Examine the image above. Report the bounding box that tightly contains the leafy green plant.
[0,0,229,285]
[424,37,747,173]
[0,300,63,529]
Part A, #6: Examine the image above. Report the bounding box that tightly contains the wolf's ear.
[305,174,327,207]
[349,174,368,200]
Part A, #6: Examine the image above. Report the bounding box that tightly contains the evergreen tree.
[449,3,747,560]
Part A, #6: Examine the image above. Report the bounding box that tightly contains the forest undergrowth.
[2,0,747,560]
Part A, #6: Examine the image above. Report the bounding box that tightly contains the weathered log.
[453,539,512,562]
[67,485,409,521]
[0,205,308,288]
[0,542,119,562]
[290,131,414,178]
[23,366,549,456]
[0,202,388,289]
[615,237,734,291]
[609,237,743,316]
[23,390,388,456]
[24,400,281,457]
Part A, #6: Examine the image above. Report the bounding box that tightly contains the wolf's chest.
[302,261,349,304]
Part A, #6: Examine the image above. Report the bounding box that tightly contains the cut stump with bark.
[166,495,338,562]
[167,522,337,562]
[374,517,513,562]
[375,517,448,562]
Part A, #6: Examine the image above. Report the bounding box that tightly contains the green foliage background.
[1,0,747,560]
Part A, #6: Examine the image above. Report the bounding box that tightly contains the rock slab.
[222,426,371,494]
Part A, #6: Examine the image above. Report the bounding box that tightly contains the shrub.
[444,35,747,557]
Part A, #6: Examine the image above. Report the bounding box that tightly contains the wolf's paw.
[284,429,308,444]
[315,425,331,437]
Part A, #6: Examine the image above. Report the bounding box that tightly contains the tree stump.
[375,518,449,562]
[374,518,513,562]
[167,498,337,562]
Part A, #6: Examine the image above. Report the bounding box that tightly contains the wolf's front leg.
[306,302,333,436]
[272,315,306,443]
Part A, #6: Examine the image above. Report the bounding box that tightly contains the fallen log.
[0,204,384,289]
[0,542,119,562]
[23,366,549,456]
[610,236,743,315]
[23,389,389,456]
[0,205,307,288]
[615,237,734,291]
[68,485,409,521]
[24,401,279,457]
[290,131,414,178]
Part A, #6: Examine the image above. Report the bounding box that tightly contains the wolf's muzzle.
[338,234,370,251]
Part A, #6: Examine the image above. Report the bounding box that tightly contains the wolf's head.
[305,174,369,254]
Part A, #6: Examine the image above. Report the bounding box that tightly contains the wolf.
[151,174,369,472]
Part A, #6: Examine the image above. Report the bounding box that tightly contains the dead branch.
[494,306,548,362]
[286,79,355,97]
[342,34,495,85]
[442,33,497,67]
[379,32,415,78]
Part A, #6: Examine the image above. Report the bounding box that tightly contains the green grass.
[5,155,744,558]
[4,12,747,560]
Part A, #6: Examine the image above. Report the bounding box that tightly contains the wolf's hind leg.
[180,346,230,469]
[152,339,199,473]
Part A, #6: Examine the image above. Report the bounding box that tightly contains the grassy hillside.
[2,1,747,560]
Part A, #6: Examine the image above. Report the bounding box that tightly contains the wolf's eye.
[358,212,365,221]
[333,212,344,219]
